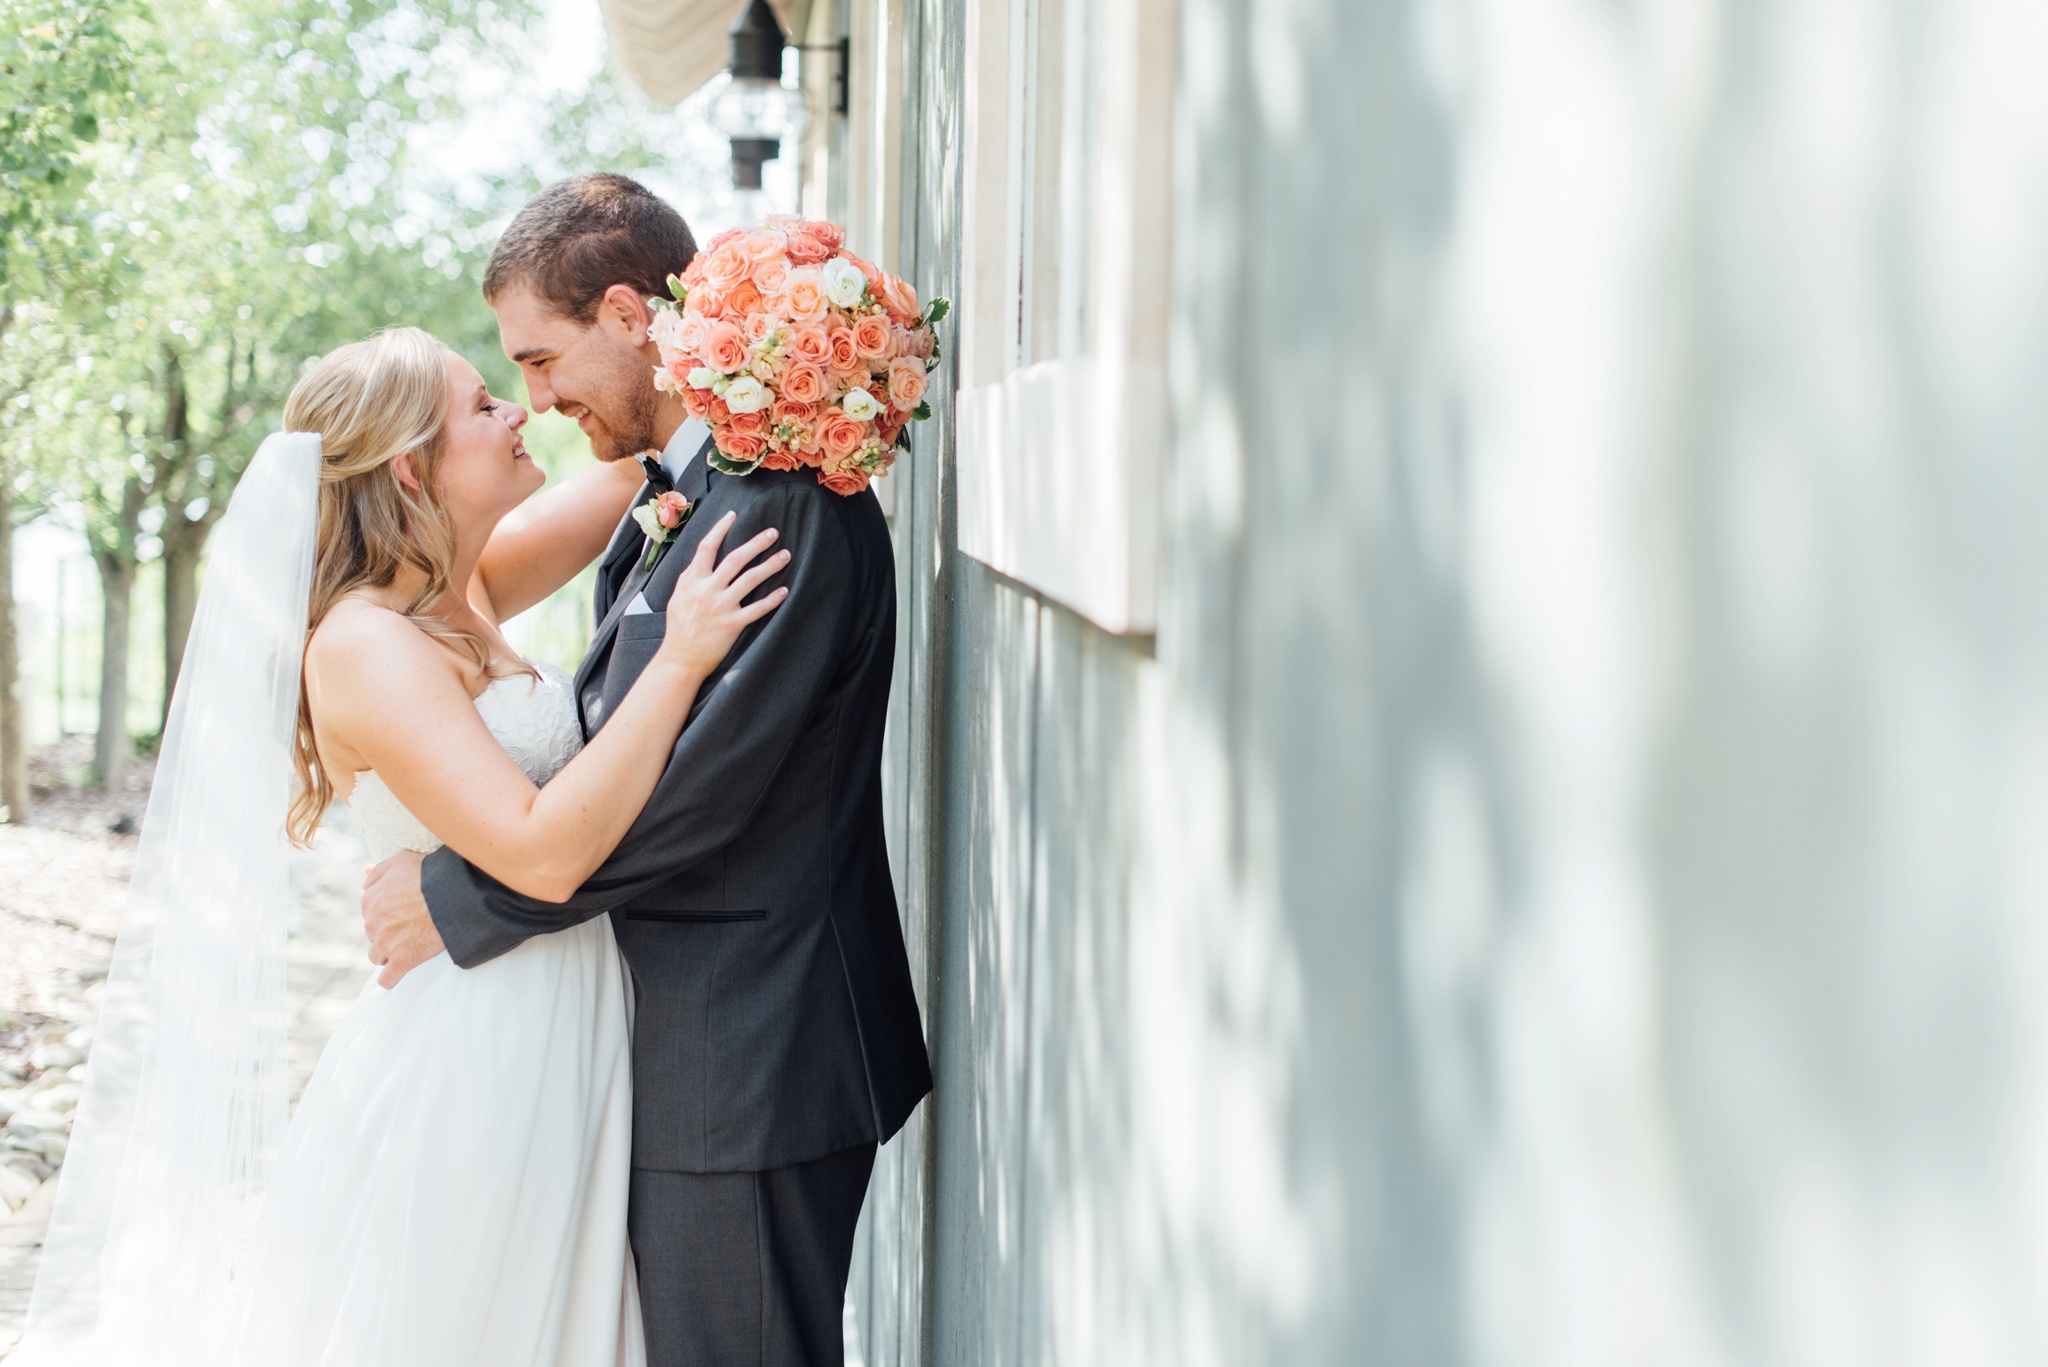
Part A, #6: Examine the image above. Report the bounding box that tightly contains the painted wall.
[849,0,2048,1363]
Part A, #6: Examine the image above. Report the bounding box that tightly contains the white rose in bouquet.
[841,387,882,422]
[822,257,868,309]
[722,376,771,414]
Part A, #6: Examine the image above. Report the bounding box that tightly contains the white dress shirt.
[657,417,710,485]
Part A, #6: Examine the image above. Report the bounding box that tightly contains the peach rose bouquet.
[649,216,948,496]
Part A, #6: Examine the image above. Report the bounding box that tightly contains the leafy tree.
[15,0,721,798]
[60,0,532,784]
[0,0,133,292]
[0,0,139,814]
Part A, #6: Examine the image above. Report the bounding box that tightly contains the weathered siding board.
[1018,611,1142,1366]
[848,0,964,1355]
[928,569,1041,1367]
[859,311,929,1367]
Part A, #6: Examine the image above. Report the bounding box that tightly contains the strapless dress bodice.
[349,661,583,863]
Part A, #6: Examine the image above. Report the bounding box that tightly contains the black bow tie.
[638,453,673,493]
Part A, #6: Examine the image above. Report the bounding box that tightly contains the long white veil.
[13,432,322,1366]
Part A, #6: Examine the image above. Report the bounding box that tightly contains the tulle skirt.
[225,917,643,1367]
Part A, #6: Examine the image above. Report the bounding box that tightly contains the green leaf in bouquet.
[667,273,689,302]
[913,401,932,422]
[707,447,765,476]
[923,297,951,326]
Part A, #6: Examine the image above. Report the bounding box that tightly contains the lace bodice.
[349,661,584,863]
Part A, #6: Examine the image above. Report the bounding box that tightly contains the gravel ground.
[23,737,154,842]
[0,825,129,1196]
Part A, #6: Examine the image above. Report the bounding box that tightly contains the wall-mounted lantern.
[705,0,850,191]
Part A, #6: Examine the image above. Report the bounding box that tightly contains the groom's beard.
[582,372,662,463]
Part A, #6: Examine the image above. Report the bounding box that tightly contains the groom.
[359,173,932,1366]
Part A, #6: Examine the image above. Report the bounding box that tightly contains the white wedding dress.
[225,662,646,1367]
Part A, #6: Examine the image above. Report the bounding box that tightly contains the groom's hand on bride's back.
[362,851,445,988]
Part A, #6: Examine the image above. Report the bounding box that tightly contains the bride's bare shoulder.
[302,600,475,776]
[305,598,460,699]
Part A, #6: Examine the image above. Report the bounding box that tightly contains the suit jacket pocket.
[620,908,767,923]
[618,612,668,642]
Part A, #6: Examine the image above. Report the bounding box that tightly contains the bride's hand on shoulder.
[658,510,792,677]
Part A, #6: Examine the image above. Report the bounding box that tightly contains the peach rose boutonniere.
[631,489,694,570]
[652,223,950,497]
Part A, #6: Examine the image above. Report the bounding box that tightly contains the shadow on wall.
[917,0,2048,1364]
[1647,0,2048,1360]
[921,0,2048,1360]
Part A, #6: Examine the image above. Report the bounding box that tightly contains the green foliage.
[72,0,548,539]
[0,0,140,516]
[2,0,725,739]
[0,0,139,294]
[706,447,766,477]
[43,0,709,528]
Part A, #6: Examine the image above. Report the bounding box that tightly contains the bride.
[14,326,786,1366]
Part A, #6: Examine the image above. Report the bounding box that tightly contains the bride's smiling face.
[430,353,540,537]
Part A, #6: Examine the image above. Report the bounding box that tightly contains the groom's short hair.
[484,173,698,325]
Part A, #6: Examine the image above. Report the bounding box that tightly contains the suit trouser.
[629,1141,878,1367]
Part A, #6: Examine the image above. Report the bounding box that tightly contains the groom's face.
[493,281,661,463]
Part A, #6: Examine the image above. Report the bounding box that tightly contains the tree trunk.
[0,303,25,822]
[161,517,203,723]
[0,477,29,824]
[93,546,135,791]
[89,471,147,792]
[157,346,202,724]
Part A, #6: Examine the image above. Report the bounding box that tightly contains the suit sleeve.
[421,483,853,968]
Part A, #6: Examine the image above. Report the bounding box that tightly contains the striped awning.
[597,0,812,106]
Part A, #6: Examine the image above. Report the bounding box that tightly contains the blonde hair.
[284,327,528,844]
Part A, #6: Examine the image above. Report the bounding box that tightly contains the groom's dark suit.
[420,441,932,1366]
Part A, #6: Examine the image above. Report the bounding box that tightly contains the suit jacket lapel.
[592,479,655,625]
[689,438,714,500]
[573,437,718,721]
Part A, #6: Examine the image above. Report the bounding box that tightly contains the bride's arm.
[310,514,787,902]
[473,456,647,623]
